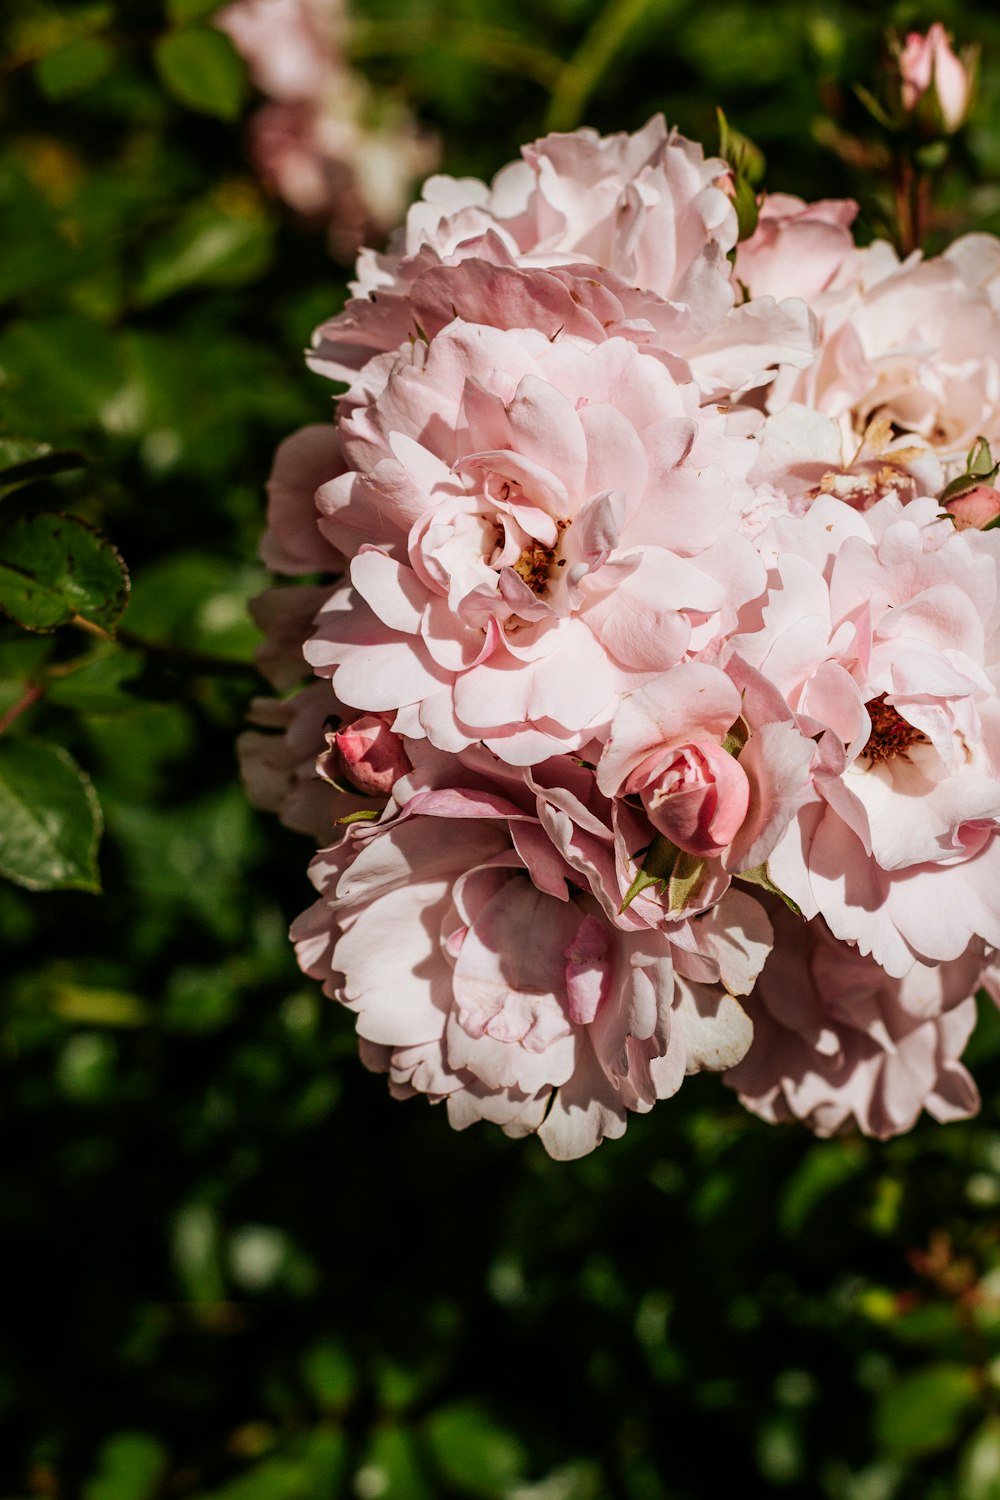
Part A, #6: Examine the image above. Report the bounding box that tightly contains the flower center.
[509,520,569,597]
[862,694,927,766]
[513,542,557,593]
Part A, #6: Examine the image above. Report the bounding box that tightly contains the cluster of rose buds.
[242,68,1000,1158]
[214,0,438,257]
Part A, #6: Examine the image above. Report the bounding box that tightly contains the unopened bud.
[323,714,411,797]
[944,484,1000,531]
[898,24,974,134]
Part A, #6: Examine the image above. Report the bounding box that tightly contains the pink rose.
[305,322,765,765]
[637,738,748,858]
[308,115,741,390]
[750,405,943,528]
[734,193,858,304]
[771,238,1000,466]
[215,0,334,101]
[291,763,768,1158]
[597,663,749,859]
[732,494,1000,976]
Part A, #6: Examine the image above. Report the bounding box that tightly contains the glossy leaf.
[0,513,129,632]
[0,737,102,892]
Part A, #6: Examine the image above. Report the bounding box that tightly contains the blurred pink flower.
[215,0,438,256]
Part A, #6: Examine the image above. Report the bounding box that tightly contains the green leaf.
[0,440,88,498]
[0,513,128,633]
[353,1426,432,1500]
[424,1401,527,1497]
[668,851,708,913]
[890,1302,962,1350]
[0,737,102,893]
[915,140,950,172]
[620,833,679,912]
[136,201,274,307]
[35,36,113,100]
[875,1363,979,1457]
[721,718,748,757]
[337,809,381,825]
[155,27,247,121]
[84,1431,167,1500]
[733,862,802,916]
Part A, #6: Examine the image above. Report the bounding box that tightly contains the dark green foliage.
[6,0,1000,1496]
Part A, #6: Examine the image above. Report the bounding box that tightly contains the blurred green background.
[7,0,1000,1496]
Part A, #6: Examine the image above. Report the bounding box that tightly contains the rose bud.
[944,483,1000,531]
[323,714,411,797]
[898,23,974,133]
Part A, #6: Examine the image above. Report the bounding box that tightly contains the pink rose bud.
[329,714,411,796]
[944,484,1000,531]
[899,24,973,133]
[637,739,751,860]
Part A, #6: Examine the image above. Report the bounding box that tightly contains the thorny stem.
[70,616,260,679]
[545,0,658,132]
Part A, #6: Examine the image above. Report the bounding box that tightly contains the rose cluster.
[241,107,1000,1158]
